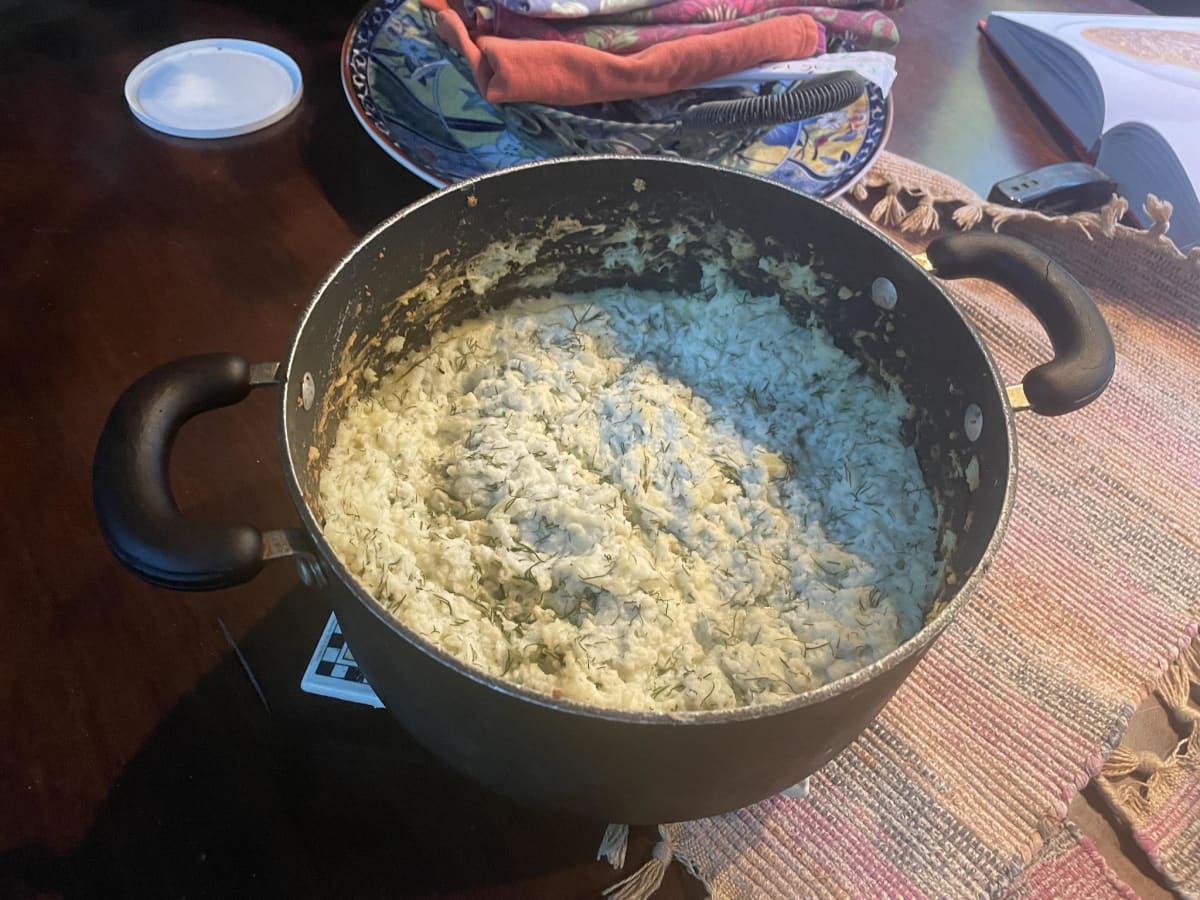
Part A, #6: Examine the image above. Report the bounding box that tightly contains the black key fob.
[988,162,1117,214]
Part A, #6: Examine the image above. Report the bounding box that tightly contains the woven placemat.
[1006,820,1135,899]
[602,152,1200,899]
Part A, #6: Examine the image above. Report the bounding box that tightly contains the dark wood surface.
[0,0,1152,897]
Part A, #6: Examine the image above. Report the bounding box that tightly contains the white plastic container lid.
[125,39,303,139]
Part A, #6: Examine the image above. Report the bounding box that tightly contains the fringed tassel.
[597,823,630,870]
[1069,194,1131,241]
[1099,639,1200,822]
[1158,652,1192,716]
[604,826,673,900]
[1100,746,1160,820]
[899,192,940,234]
[850,162,1199,265]
[1158,642,1200,733]
[987,205,1022,231]
[870,183,907,229]
[952,202,985,231]
[863,169,890,190]
[1097,194,1128,238]
[1102,746,1165,780]
[1144,193,1174,241]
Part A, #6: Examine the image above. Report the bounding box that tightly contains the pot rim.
[279,155,1019,726]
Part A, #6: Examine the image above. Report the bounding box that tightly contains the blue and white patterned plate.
[341,0,891,197]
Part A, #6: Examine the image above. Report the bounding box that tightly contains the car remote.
[988,162,1117,214]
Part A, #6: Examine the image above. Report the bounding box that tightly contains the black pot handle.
[926,232,1115,416]
[93,353,274,591]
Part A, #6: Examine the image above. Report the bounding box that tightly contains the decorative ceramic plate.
[342,0,891,197]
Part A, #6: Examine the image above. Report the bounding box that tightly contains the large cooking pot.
[93,157,1114,824]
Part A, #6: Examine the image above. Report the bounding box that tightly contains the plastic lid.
[125,39,303,139]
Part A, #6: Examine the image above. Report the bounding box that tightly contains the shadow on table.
[1,586,642,900]
[300,31,435,236]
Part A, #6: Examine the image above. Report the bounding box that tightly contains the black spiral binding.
[679,71,868,132]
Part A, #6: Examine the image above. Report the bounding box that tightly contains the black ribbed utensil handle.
[679,71,867,131]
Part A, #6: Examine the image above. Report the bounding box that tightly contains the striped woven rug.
[1007,821,1135,899]
[604,154,1200,899]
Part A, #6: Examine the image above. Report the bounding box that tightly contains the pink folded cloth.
[425,0,826,105]
[481,0,900,53]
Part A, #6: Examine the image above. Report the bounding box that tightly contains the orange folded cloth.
[424,0,823,106]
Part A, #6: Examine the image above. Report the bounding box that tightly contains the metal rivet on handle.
[295,555,328,588]
[871,277,897,310]
[301,372,315,411]
[964,403,983,442]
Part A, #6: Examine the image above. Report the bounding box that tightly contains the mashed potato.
[319,280,940,712]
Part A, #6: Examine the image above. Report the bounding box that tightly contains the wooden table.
[0,0,1166,897]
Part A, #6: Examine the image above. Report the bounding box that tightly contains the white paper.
[698,51,897,96]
